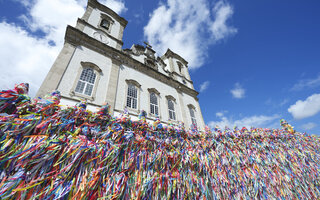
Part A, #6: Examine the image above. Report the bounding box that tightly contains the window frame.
[124,79,141,113]
[70,62,101,101]
[188,104,197,127]
[189,106,198,126]
[148,88,160,118]
[98,14,114,33]
[126,83,138,109]
[75,68,96,96]
[100,19,111,30]
[166,95,177,121]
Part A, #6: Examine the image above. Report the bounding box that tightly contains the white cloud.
[230,83,245,99]
[22,0,85,46]
[199,81,210,92]
[208,112,280,129]
[291,74,320,91]
[210,1,237,40]
[99,0,127,14]
[0,0,126,97]
[301,122,317,130]
[288,93,320,119]
[144,0,237,69]
[0,22,59,97]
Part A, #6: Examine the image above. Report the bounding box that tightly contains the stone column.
[176,89,188,129]
[105,58,121,115]
[195,98,206,130]
[116,26,125,50]
[36,43,76,97]
[185,67,191,81]
[168,57,174,72]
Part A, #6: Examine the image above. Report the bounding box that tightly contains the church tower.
[37,0,127,111]
[77,0,127,50]
[37,0,206,130]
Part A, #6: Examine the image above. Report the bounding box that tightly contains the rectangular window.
[189,108,197,126]
[100,19,110,30]
[150,92,159,115]
[168,99,176,120]
[75,68,96,96]
[126,84,137,109]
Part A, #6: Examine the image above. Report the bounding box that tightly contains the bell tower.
[36,0,128,110]
[161,49,194,90]
[75,0,127,50]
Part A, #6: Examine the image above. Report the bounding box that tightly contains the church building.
[37,0,205,130]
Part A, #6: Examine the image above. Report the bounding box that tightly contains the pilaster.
[36,43,76,97]
[105,59,121,115]
[195,99,206,130]
[168,57,174,72]
[118,25,125,42]
[176,89,188,129]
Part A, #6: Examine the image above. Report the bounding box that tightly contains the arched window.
[126,83,138,109]
[150,92,159,115]
[70,62,101,100]
[125,79,141,111]
[148,88,160,116]
[99,14,114,33]
[168,99,176,120]
[75,68,96,96]
[100,19,110,30]
[189,107,197,126]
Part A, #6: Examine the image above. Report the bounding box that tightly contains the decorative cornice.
[80,61,102,72]
[144,58,158,70]
[147,88,160,95]
[87,0,128,27]
[165,95,176,101]
[64,26,199,98]
[187,104,196,109]
[100,13,115,23]
[125,79,141,88]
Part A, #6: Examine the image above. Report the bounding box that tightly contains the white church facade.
[37,0,205,130]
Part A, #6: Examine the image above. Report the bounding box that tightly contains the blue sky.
[0,0,319,134]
